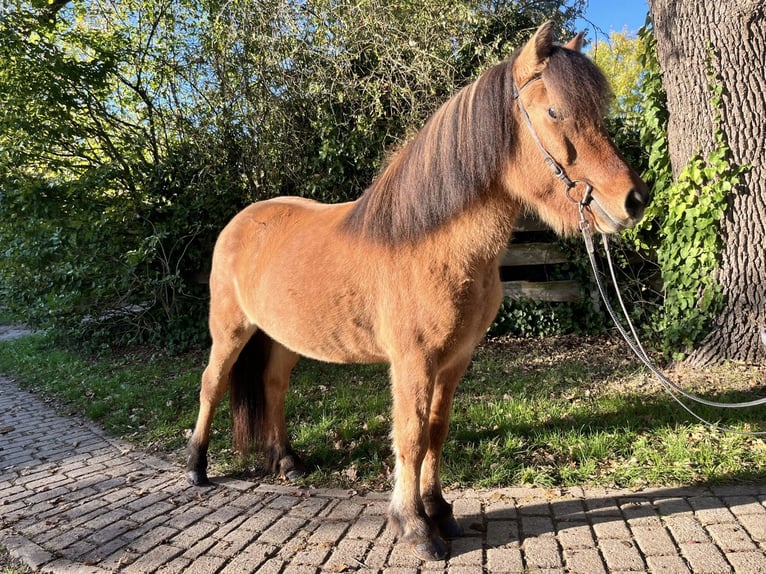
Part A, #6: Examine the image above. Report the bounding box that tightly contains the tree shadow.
[446,482,765,566]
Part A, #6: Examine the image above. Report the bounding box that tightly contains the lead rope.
[513,77,765,436]
[578,209,766,436]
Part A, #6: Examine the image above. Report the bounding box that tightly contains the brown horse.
[186,21,648,560]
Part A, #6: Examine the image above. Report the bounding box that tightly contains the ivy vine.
[628,24,749,359]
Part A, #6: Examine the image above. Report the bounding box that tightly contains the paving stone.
[584,496,622,516]
[556,521,595,549]
[42,526,94,551]
[258,516,306,545]
[690,496,738,525]
[442,567,483,574]
[289,542,332,566]
[486,546,524,573]
[724,495,766,517]
[563,547,607,574]
[522,536,562,569]
[553,498,587,523]
[591,515,632,540]
[726,550,766,573]
[666,515,711,544]
[288,496,330,519]
[631,524,678,556]
[156,555,191,574]
[362,542,392,569]
[599,538,646,571]
[218,543,276,574]
[307,520,349,545]
[127,525,179,554]
[449,535,483,565]
[738,513,766,542]
[324,500,364,521]
[345,513,386,539]
[486,519,519,547]
[386,542,423,568]
[324,538,370,571]
[123,543,184,574]
[1,535,54,568]
[521,515,555,537]
[282,562,318,574]
[707,523,757,552]
[485,496,517,520]
[645,554,693,574]
[679,542,732,574]
[167,504,213,529]
[518,498,551,516]
[237,507,282,533]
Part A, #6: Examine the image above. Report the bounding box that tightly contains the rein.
[512,78,766,436]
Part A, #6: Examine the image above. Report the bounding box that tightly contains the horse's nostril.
[625,186,649,219]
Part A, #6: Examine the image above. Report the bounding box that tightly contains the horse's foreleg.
[186,325,254,486]
[420,355,472,540]
[388,358,445,561]
[261,342,305,480]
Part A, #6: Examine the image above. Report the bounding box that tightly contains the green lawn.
[0,332,763,491]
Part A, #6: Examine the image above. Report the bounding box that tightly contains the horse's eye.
[547,107,560,120]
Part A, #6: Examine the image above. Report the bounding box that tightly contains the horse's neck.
[428,188,520,267]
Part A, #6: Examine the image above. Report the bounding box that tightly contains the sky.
[574,0,649,40]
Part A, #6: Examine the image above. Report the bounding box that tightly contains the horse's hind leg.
[261,341,305,480]
[186,318,254,486]
[420,354,472,539]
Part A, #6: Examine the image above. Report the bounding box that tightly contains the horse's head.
[509,21,649,234]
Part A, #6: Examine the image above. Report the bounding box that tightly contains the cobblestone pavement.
[1,329,765,573]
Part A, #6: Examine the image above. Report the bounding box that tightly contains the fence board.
[501,280,581,302]
[500,243,568,266]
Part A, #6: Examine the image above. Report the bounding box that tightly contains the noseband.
[512,77,593,226]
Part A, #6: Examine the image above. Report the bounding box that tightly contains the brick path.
[1,328,765,573]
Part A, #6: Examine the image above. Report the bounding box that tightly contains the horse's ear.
[515,21,555,83]
[564,32,585,52]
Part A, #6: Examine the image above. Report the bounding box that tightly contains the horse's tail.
[229,330,272,456]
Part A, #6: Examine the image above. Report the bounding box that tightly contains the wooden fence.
[500,212,585,303]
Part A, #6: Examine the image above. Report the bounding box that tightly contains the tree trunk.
[648,0,766,365]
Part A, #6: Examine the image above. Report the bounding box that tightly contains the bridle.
[512,75,766,435]
[512,76,594,221]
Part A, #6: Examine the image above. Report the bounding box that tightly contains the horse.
[185,21,649,560]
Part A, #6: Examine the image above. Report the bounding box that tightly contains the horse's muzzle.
[625,184,650,223]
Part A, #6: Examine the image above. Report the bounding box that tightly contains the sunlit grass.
[0,332,763,491]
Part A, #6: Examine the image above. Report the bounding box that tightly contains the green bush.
[1,1,585,350]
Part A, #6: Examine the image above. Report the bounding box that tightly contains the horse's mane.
[343,46,612,244]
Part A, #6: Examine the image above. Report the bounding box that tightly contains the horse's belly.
[246,254,386,364]
[255,299,386,365]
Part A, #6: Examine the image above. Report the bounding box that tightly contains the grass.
[0,332,764,491]
[0,546,33,574]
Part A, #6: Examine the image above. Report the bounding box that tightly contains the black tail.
[229,330,272,456]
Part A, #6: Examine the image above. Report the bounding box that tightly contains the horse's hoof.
[410,537,447,561]
[436,515,464,540]
[186,469,211,487]
[278,452,306,482]
[284,468,306,482]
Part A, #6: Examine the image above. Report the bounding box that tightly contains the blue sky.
[575,0,649,40]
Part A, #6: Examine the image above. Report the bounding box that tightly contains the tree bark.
[648,0,766,365]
